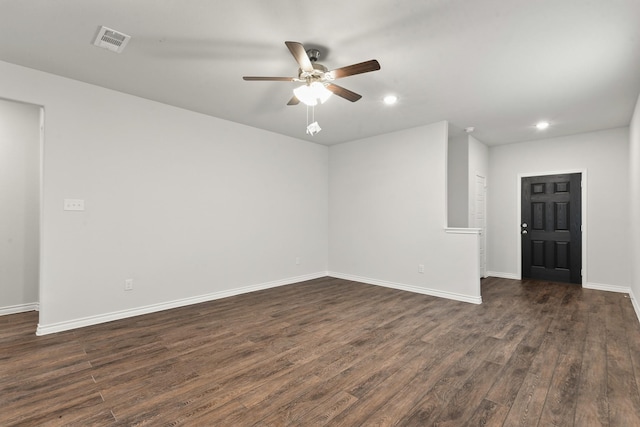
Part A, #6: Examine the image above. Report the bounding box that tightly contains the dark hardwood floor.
[2,276,640,426]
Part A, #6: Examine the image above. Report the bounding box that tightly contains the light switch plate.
[64,199,85,211]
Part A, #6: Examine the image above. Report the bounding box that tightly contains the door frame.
[473,173,487,278]
[516,169,587,284]
[38,105,44,318]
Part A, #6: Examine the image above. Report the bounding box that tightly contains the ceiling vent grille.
[93,26,130,53]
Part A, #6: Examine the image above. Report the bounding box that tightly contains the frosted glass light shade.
[293,82,332,106]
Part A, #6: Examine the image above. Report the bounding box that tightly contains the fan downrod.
[306,49,321,62]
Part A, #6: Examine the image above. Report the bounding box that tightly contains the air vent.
[93,26,130,53]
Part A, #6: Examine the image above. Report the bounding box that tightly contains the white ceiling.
[1,0,639,146]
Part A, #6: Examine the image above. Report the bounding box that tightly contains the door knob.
[521,223,528,228]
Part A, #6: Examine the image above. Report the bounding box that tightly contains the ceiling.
[1,0,639,146]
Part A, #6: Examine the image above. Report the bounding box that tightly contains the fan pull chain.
[305,105,315,125]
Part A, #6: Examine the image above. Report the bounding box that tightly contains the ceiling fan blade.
[326,83,362,102]
[329,60,381,79]
[287,95,300,106]
[243,76,295,81]
[285,41,313,72]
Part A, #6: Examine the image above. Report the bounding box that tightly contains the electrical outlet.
[418,264,425,274]
[124,279,134,291]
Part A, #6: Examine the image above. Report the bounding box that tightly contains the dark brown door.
[521,173,582,284]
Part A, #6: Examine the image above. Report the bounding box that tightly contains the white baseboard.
[0,302,39,316]
[327,272,482,304]
[583,282,631,294]
[485,271,520,280]
[36,272,328,336]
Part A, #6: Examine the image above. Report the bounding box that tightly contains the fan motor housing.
[299,62,328,81]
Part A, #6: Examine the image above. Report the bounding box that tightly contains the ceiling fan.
[243,41,381,106]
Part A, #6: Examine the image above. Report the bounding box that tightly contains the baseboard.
[0,302,39,316]
[36,271,328,336]
[486,271,520,280]
[583,282,631,294]
[327,272,482,304]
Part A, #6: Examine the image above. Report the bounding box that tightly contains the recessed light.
[536,121,550,130]
[383,95,398,105]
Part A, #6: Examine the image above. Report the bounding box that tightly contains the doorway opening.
[0,98,43,321]
[519,172,584,285]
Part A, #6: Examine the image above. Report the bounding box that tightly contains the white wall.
[329,121,481,303]
[488,127,631,290]
[0,60,329,333]
[446,134,489,229]
[629,93,640,318]
[447,134,468,227]
[0,99,40,313]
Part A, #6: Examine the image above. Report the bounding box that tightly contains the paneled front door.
[521,173,582,284]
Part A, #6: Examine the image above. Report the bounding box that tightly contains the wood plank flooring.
[2,276,640,426]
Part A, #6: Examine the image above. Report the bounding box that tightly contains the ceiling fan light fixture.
[294,82,332,106]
